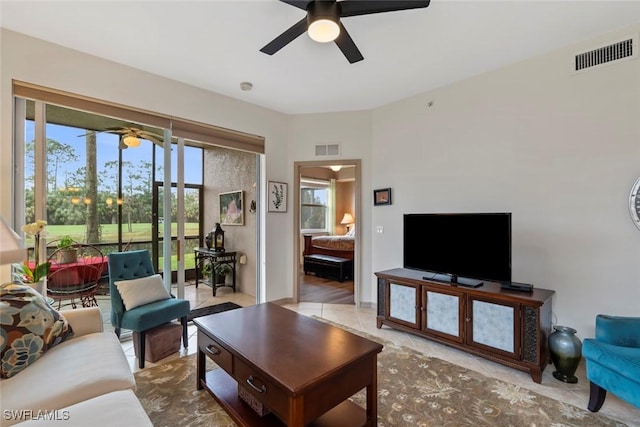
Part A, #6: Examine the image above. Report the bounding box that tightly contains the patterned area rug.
[134,320,626,427]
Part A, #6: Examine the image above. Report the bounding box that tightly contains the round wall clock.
[630,177,640,231]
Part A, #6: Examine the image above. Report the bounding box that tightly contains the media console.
[376,268,554,383]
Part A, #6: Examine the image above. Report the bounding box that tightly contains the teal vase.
[549,325,582,383]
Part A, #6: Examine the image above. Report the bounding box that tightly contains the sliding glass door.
[16,99,204,278]
[153,183,203,280]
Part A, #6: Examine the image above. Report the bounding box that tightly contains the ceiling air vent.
[574,36,637,72]
[315,144,340,156]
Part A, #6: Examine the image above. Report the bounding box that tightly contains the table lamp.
[340,213,354,233]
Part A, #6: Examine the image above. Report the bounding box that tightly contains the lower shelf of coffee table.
[203,369,367,427]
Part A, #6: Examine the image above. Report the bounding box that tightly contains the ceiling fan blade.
[334,23,363,64]
[137,130,162,138]
[137,131,164,145]
[339,0,430,17]
[279,0,310,11]
[77,130,100,138]
[260,17,308,55]
[106,126,130,133]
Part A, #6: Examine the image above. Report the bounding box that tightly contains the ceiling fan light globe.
[308,19,340,43]
[123,135,141,148]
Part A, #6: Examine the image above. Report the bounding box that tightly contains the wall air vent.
[315,144,340,156]
[574,36,637,72]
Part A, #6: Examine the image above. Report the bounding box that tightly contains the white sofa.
[1,307,152,427]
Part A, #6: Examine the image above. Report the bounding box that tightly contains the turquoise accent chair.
[108,249,190,368]
[582,315,640,412]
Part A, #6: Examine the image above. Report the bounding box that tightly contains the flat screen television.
[403,213,511,287]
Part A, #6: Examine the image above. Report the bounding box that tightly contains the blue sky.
[25,121,202,186]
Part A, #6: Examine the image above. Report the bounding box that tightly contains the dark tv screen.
[403,213,511,283]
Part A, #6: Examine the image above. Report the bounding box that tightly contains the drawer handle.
[205,344,221,356]
[246,376,266,393]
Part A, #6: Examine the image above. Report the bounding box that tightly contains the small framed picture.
[268,181,287,212]
[374,188,392,206]
[220,190,244,225]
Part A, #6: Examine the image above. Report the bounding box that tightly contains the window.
[19,100,204,272]
[301,179,330,231]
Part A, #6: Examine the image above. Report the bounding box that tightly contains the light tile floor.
[100,285,639,427]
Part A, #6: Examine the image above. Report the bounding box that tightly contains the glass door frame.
[152,181,204,281]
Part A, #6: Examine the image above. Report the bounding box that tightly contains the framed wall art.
[268,181,287,212]
[219,190,244,225]
[374,188,392,206]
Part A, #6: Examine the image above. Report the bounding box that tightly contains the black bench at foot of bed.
[303,254,353,282]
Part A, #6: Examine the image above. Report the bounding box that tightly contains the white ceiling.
[2,1,640,114]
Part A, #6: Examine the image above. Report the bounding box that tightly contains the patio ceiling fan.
[260,0,431,63]
[78,126,164,149]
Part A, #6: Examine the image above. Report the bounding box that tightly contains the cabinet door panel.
[423,289,464,343]
[468,298,519,358]
[388,282,419,328]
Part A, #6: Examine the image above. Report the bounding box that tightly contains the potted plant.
[214,263,233,285]
[56,236,78,264]
[202,262,232,285]
[14,220,51,294]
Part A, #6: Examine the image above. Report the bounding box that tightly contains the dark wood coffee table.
[194,303,383,426]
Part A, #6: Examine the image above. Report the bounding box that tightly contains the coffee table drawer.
[234,358,288,419]
[198,331,233,373]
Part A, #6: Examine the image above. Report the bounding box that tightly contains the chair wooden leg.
[138,331,146,369]
[588,381,607,412]
[181,316,188,348]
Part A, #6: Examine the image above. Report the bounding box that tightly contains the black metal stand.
[194,248,237,296]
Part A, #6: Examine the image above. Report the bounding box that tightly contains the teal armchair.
[582,315,640,412]
[108,249,190,368]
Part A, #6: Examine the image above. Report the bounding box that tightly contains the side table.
[194,248,237,296]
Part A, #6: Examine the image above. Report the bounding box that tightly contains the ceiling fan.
[260,0,431,63]
[79,126,164,149]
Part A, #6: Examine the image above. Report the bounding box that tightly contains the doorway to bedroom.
[294,160,361,305]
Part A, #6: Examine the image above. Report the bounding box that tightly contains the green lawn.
[45,222,200,242]
[39,222,200,271]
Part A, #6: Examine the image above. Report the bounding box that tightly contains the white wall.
[371,24,640,337]
[2,26,638,336]
[0,29,291,301]
[286,112,373,302]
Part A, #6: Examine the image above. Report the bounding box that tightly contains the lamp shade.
[308,19,340,43]
[0,216,24,265]
[123,135,141,148]
[307,1,340,43]
[340,213,354,225]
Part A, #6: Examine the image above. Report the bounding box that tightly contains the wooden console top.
[376,268,554,306]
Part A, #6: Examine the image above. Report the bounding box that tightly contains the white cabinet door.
[423,288,464,343]
[388,282,419,328]
[468,297,519,358]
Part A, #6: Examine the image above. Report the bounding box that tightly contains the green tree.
[85,131,99,243]
[184,192,200,223]
[104,159,154,231]
[26,139,78,192]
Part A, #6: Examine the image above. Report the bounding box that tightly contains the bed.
[303,234,354,260]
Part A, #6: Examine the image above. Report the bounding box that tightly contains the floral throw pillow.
[0,282,74,379]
